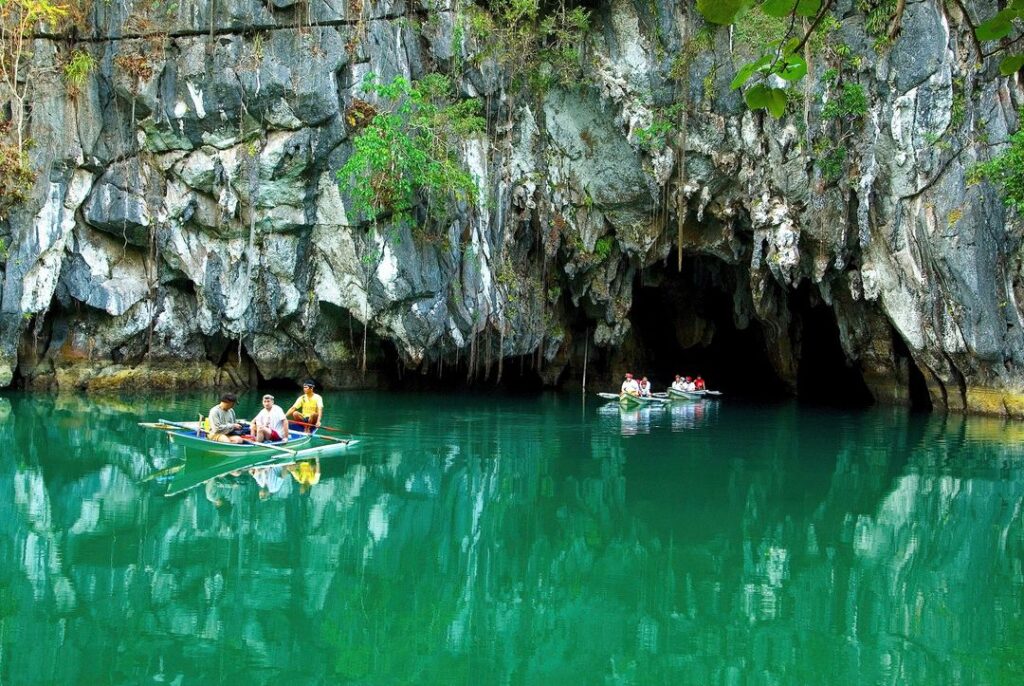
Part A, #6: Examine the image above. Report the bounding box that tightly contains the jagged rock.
[1,0,1023,413]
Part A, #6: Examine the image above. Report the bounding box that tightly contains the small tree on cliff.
[0,0,67,219]
[337,73,485,237]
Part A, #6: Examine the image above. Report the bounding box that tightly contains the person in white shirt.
[638,376,652,397]
[671,374,685,390]
[620,372,640,397]
[251,394,289,443]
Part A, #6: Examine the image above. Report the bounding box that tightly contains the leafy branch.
[337,73,485,235]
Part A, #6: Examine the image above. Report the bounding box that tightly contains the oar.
[240,437,298,457]
[311,433,354,446]
[139,422,182,430]
[288,418,351,434]
[158,418,202,432]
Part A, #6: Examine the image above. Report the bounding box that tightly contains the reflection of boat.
[164,440,358,496]
[619,407,653,436]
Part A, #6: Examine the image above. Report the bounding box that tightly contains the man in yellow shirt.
[286,379,324,432]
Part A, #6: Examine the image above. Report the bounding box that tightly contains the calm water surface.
[1,391,1023,684]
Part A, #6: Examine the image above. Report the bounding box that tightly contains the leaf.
[1000,52,1024,75]
[760,0,796,18]
[696,0,748,25]
[731,54,772,89]
[777,52,807,81]
[744,84,788,118]
[795,0,821,17]
[976,9,1020,42]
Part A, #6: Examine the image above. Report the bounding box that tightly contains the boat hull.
[668,388,705,401]
[168,429,315,457]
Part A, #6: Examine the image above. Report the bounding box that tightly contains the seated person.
[286,379,324,432]
[671,374,685,390]
[638,376,652,397]
[208,393,246,444]
[620,372,640,397]
[251,394,288,443]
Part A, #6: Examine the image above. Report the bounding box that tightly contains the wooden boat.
[596,392,666,407]
[668,387,705,401]
[168,428,317,457]
[146,419,319,458]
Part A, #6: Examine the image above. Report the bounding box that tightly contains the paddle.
[158,418,202,432]
[288,418,351,434]
[310,433,354,446]
[240,437,298,457]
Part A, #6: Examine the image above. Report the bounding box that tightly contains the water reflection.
[1,392,1023,684]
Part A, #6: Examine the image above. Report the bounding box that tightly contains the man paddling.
[208,393,246,444]
[286,379,324,433]
[251,394,288,443]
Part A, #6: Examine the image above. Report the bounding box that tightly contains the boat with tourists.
[140,419,358,458]
[596,392,666,407]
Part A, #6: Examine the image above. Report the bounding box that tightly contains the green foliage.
[593,235,614,260]
[732,8,788,53]
[63,49,95,94]
[634,105,683,150]
[0,139,34,220]
[816,144,846,184]
[468,0,592,91]
[950,79,967,129]
[969,127,1024,213]
[670,27,714,80]
[856,0,898,50]
[697,2,1018,119]
[821,83,867,120]
[726,2,809,119]
[337,73,485,233]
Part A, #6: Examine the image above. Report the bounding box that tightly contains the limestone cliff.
[1,0,1022,413]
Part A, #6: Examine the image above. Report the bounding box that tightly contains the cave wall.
[1,0,1023,413]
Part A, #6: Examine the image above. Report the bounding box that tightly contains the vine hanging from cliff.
[337,73,485,236]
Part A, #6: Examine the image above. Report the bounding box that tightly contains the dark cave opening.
[627,257,874,408]
[627,257,786,400]
[892,330,933,411]
[790,284,874,408]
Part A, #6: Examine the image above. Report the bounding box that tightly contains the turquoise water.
[1,391,1023,684]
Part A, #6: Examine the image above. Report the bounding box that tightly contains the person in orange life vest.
[286,379,324,432]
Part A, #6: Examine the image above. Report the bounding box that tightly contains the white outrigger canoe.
[596,392,668,407]
[141,419,358,458]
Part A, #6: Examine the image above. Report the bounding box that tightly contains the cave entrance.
[628,256,786,400]
[790,284,874,408]
[629,257,874,407]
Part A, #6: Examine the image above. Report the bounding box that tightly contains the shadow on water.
[1,391,1024,684]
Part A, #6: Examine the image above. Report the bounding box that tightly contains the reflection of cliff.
[2,395,1023,683]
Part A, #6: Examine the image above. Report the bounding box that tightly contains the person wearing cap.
[286,379,324,432]
[620,372,640,398]
[671,374,685,391]
[251,394,288,443]
[208,393,245,444]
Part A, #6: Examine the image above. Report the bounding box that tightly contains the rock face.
[1,0,1023,413]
